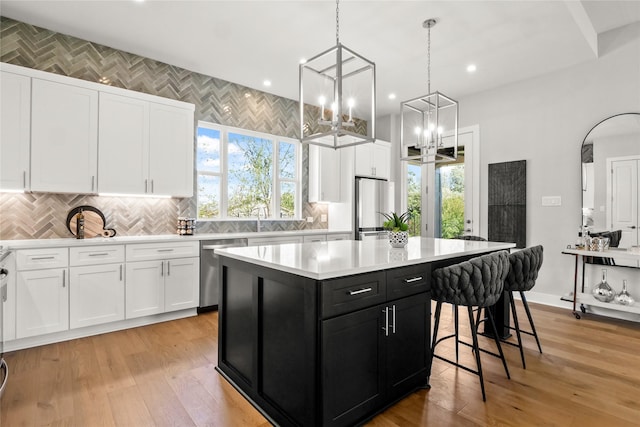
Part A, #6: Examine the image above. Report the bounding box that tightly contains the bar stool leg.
[467,306,486,402]
[520,291,543,353]
[454,304,460,363]
[487,309,511,379]
[508,291,526,368]
[431,301,443,365]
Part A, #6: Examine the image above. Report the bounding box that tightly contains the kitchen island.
[215,237,515,427]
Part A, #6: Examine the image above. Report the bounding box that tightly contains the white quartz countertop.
[216,237,516,280]
[0,229,351,250]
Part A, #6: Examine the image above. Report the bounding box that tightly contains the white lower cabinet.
[327,233,352,241]
[303,235,327,243]
[16,268,69,338]
[164,257,199,312]
[70,263,125,329]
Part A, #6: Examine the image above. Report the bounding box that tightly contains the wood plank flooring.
[2,301,640,426]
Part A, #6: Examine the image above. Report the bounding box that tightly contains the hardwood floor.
[2,301,640,426]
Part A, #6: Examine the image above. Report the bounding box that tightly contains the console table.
[562,248,640,319]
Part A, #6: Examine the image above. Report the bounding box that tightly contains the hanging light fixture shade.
[299,0,376,149]
[401,19,458,164]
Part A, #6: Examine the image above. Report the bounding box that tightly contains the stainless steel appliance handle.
[403,277,423,283]
[348,287,372,296]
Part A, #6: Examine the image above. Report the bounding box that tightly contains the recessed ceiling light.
[299,58,307,64]
[263,80,272,87]
[466,64,477,73]
[388,93,396,100]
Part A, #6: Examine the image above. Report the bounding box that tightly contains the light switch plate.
[541,196,562,206]
[307,217,314,223]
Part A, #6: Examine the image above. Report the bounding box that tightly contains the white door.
[69,263,125,329]
[16,268,69,338]
[0,71,31,191]
[148,103,194,197]
[609,157,639,248]
[125,261,164,319]
[30,79,98,193]
[164,257,199,312]
[98,93,149,195]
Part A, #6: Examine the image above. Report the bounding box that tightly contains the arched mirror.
[581,112,640,249]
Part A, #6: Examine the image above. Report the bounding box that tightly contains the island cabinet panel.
[217,256,431,427]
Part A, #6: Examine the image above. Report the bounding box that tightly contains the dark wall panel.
[488,160,526,248]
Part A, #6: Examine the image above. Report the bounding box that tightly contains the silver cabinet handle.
[161,261,164,277]
[403,277,423,283]
[145,179,148,193]
[157,249,174,253]
[167,260,170,276]
[23,170,26,189]
[382,307,389,337]
[151,179,154,193]
[62,269,66,287]
[391,304,396,334]
[31,256,55,260]
[120,264,123,281]
[348,287,372,296]
[91,176,95,192]
[88,252,109,257]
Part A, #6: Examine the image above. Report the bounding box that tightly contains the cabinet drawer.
[387,263,430,300]
[321,271,386,318]
[126,241,199,261]
[16,248,68,271]
[303,235,326,243]
[70,245,125,266]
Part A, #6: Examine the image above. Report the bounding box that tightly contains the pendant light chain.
[336,0,340,45]
[427,23,431,94]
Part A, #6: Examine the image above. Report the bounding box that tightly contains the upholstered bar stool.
[431,251,511,401]
[503,245,544,369]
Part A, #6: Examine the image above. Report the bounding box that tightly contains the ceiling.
[2,1,639,117]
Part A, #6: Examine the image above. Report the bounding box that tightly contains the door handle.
[391,304,396,334]
[382,307,389,337]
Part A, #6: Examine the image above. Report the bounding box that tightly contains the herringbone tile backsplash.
[0,17,337,240]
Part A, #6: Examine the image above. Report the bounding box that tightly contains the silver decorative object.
[615,280,635,306]
[592,269,615,303]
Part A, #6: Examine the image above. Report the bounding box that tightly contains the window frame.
[196,121,301,221]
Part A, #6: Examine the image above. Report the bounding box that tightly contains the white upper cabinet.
[309,144,341,202]
[148,102,194,197]
[0,71,31,191]
[30,78,99,193]
[354,141,390,180]
[98,93,150,195]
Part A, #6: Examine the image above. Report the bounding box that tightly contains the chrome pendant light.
[401,19,458,163]
[299,0,376,149]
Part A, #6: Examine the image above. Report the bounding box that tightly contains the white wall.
[382,25,640,308]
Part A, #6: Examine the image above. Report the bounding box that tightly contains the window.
[196,122,300,220]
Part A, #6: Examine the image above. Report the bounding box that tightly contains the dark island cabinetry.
[217,257,431,427]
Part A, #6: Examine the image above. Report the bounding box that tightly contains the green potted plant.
[381,211,410,248]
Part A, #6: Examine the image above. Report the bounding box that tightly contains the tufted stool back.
[504,246,543,292]
[432,251,509,308]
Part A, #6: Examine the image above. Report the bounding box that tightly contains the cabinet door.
[354,144,374,177]
[322,304,385,427]
[148,103,194,197]
[98,93,149,195]
[31,78,98,193]
[164,257,199,312]
[69,263,125,329]
[371,143,390,180]
[385,293,430,401]
[309,145,341,202]
[0,71,31,191]
[16,268,69,338]
[125,261,164,319]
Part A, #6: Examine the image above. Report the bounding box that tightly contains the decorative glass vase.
[614,280,635,306]
[388,231,409,248]
[592,269,615,303]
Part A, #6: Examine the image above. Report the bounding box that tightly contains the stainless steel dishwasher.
[199,238,248,311]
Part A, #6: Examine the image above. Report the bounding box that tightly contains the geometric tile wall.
[0,17,348,240]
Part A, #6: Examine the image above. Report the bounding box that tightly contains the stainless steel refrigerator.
[355,177,392,240]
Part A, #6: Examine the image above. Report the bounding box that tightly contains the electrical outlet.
[321,214,327,223]
[541,196,561,206]
[307,217,314,223]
